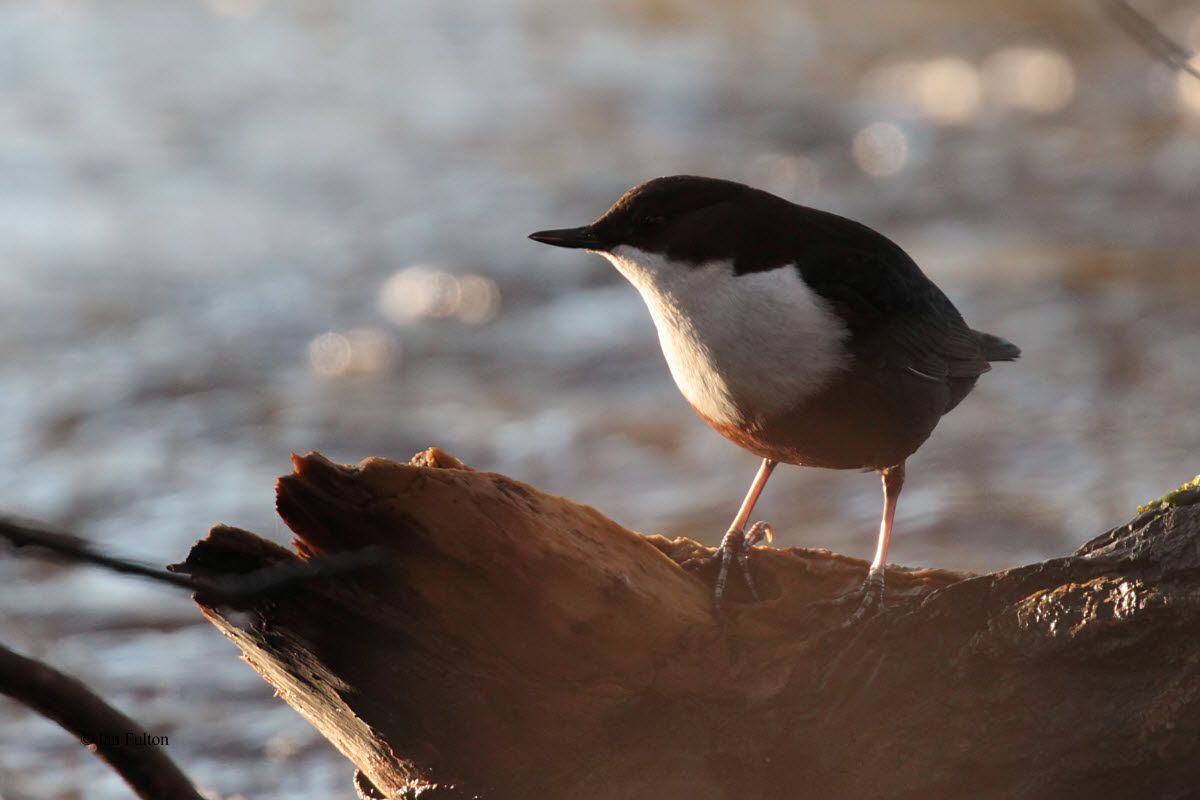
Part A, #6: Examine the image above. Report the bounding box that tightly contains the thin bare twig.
[1102,0,1200,80]
[0,517,385,602]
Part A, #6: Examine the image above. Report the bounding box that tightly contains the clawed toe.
[713,526,754,611]
[838,567,886,629]
[744,520,773,547]
[705,520,773,614]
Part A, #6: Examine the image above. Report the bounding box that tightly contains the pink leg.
[728,458,778,534]
[847,461,905,623]
[712,459,778,611]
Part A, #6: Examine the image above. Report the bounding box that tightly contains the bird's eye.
[638,214,665,229]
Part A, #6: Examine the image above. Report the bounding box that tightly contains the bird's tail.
[973,330,1021,362]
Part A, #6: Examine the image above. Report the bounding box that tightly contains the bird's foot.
[714,521,774,612]
[838,567,886,629]
[684,521,773,615]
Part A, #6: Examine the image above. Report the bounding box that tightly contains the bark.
[177,450,1200,800]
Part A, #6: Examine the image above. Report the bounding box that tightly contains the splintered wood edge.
[192,450,971,617]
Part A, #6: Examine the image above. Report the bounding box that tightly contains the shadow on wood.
[176,451,1200,800]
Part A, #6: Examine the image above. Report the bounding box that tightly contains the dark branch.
[0,517,385,602]
[0,641,207,800]
[1102,0,1200,80]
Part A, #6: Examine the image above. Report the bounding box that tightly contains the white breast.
[602,245,851,427]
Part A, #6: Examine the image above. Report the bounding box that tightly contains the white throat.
[601,245,850,427]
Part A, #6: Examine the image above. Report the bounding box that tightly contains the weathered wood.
[177,451,1200,800]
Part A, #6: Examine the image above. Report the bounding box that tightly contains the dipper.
[529,175,1019,616]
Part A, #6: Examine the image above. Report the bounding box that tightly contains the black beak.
[528,226,602,250]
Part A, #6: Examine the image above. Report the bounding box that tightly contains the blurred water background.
[1,0,1198,796]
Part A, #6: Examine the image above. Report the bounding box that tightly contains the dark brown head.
[529,175,806,270]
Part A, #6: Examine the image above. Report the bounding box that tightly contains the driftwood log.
[176,450,1200,800]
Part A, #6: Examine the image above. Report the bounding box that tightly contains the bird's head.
[529,175,789,276]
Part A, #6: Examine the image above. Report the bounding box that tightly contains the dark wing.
[884,290,994,381]
[782,211,999,383]
[830,272,994,382]
[716,198,1018,385]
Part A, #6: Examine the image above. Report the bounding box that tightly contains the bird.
[529,175,1019,617]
